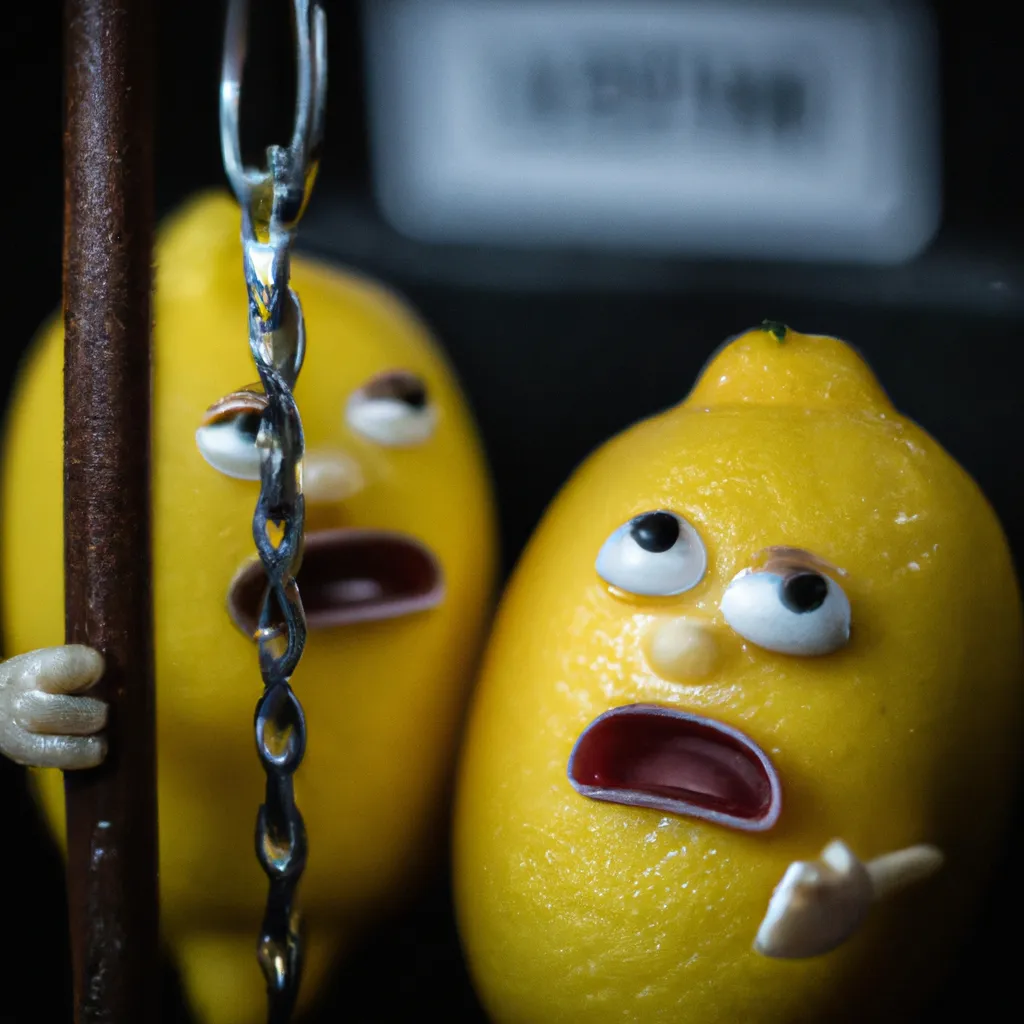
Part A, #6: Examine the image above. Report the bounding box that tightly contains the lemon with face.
[0,192,496,1024]
[454,324,1023,1023]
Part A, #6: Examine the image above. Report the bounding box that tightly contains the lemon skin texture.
[0,192,497,1024]
[453,326,1023,1023]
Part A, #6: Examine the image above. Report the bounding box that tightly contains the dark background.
[2,1,1022,1021]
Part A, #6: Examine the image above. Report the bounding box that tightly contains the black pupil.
[235,412,262,439]
[630,512,680,553]
[397,382,427,409]
[781,573,829,613]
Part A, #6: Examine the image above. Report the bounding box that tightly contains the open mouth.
[567,704,782,832]
[228,528,444,635]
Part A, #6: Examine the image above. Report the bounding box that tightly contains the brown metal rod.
[62,0,159,1021]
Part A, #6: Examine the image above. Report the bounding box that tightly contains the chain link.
[220,3,327,1022]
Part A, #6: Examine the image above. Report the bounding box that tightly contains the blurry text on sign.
[494,42,817,148]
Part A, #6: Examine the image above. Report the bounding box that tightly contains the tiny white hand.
[0,646,108,770]
[754,839,944,959]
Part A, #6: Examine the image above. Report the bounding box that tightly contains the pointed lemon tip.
[154,190,243,299]
[685,324,894,413]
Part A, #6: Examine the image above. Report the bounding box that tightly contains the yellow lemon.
[454,324,1023,1023]
[1,192,497,1024]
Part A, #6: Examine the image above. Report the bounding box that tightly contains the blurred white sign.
[363,0,940,263]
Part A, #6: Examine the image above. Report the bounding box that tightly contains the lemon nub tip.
[760,320,788,343]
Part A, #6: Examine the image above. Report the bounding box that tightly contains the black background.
[2,1,1022,1021]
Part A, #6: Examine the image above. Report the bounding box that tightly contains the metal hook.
[220,0,327,235]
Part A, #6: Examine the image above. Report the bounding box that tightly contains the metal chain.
[220,2,327,1022]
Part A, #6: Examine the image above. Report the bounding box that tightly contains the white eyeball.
[195,410,262,480]
[721,569,851,656]
[346,370,437,447]
[595,511,707,597]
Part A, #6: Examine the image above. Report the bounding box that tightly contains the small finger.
[4,730,106,771]
[28,645,105,695]
[14,690,108,736]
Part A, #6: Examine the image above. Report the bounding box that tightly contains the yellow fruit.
[453,324,1023,1023]
[1,192,497,1024]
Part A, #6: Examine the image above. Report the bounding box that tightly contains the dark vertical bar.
[62,0,158,1021]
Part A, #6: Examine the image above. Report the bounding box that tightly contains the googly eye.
[721,568,851,656]
[346,370,437,447]
[595,511,707,597]
[195,388,266,480]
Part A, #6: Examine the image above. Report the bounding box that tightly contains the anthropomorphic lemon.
[0,192,497,1024]
[453,324,1023,1023]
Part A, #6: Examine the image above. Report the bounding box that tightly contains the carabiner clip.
[220,0,327,236]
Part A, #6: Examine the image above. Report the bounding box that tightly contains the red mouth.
[228,528,444,635]
[567,704,782,832]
